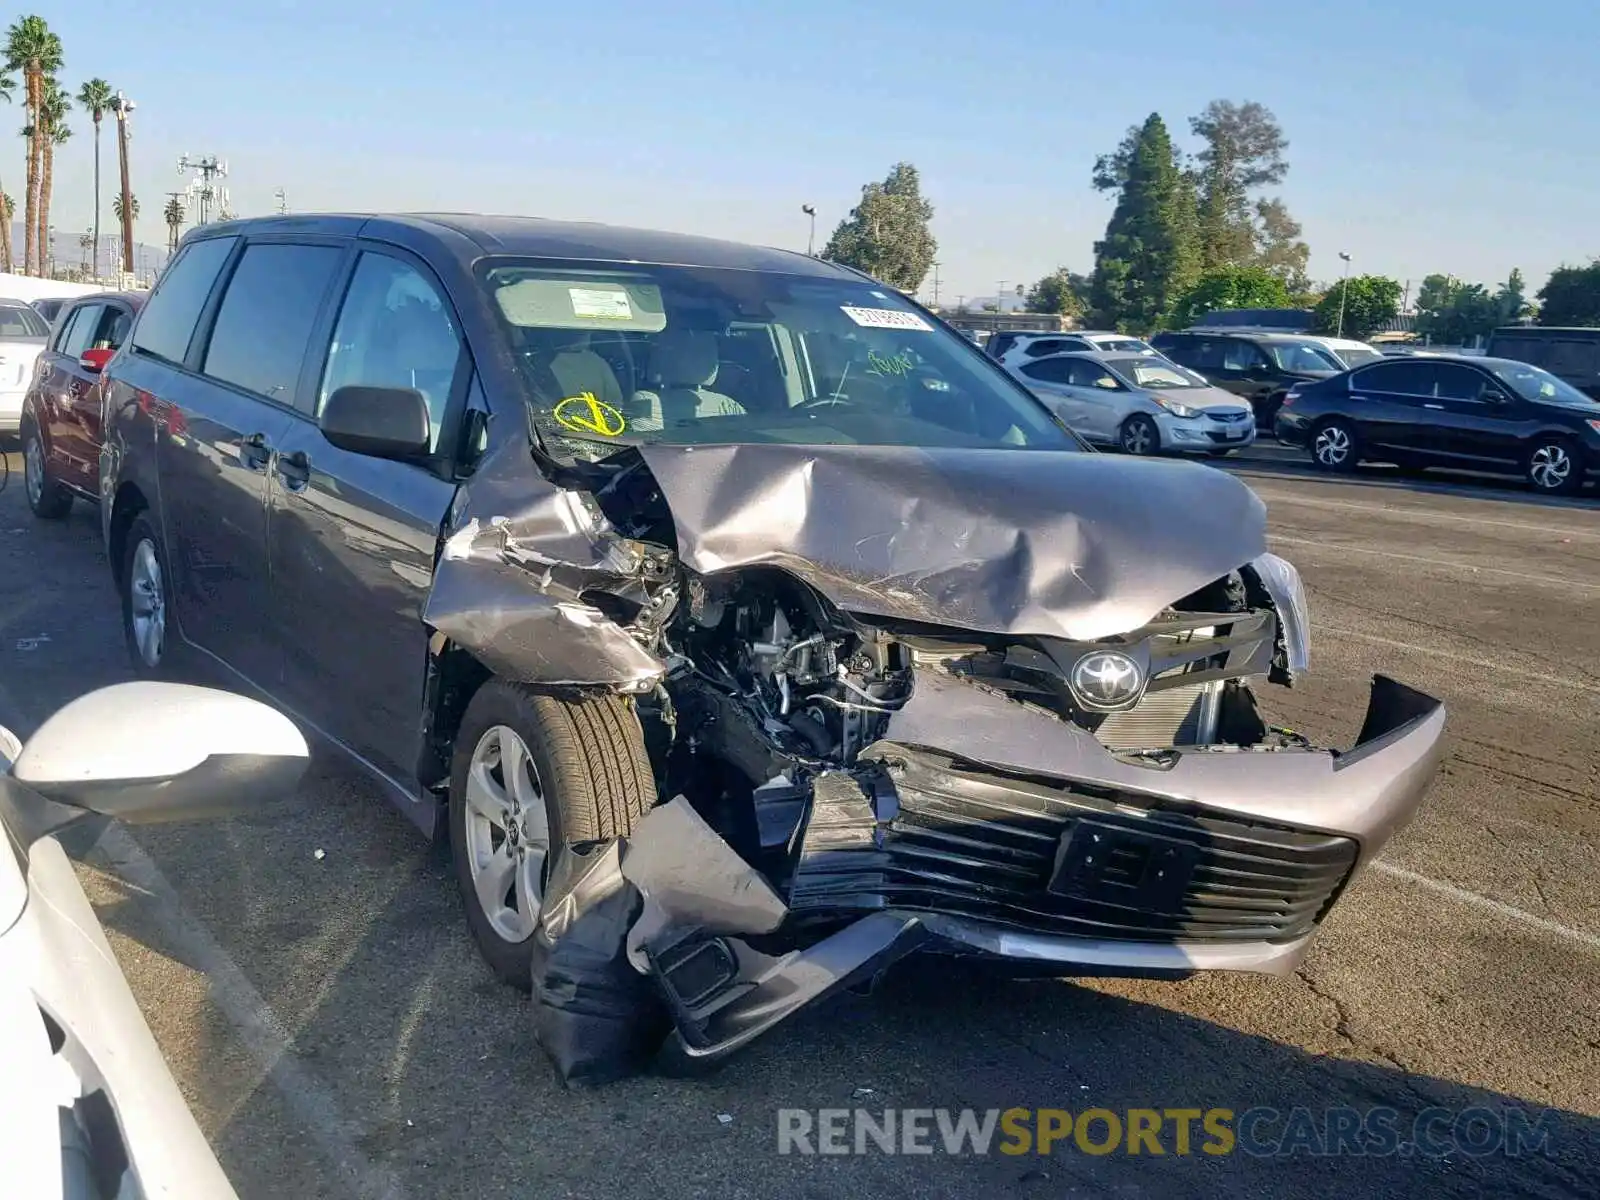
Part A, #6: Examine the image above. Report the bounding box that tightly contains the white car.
[0,299,50,436]
[1011,351,1256,456]
[1,682,310,1200]
[987,329,1159,369]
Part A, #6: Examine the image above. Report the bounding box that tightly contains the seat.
[548,331,626,411]
[630,331,746,431]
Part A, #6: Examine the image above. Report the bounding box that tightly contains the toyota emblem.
[1069,650,1146,711]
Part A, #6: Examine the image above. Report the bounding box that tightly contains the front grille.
[1210,410,1251,423]
[788,752,1358,944]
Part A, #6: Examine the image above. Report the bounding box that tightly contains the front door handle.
[275,449,311,492]
[1423,403,1445,410]
[239,432,272,471]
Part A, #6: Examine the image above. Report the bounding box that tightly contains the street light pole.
[1335,250,1352,338]
[113,93,137,275]
[801,204,816,256]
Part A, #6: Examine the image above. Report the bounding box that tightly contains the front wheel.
[1310,419,1360,472]
[448,681,657,990]
[1525,437,1584,495]
[1119,414,1161,456]
[22,420,72,519]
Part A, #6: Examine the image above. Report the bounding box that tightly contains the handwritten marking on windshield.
[866,350,915,378]
[553,391,627,437]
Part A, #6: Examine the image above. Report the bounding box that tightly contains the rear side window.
[1352,361,1435,396]
[132,237,238,363]
[1023,339,1069,358]
[0,304,47,338]
[56,304,103,357]
[203,243,344,403]
[1433,363,1490,401]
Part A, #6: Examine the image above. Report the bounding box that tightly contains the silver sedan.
[1011,351,1257,456]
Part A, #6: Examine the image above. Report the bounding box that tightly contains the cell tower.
[178,154,230,226]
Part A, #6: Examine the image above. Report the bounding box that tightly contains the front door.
[1341,361,1437,458]
[1425,363,1527,470]
[267,248,468,794]
[59,302,134,492]
[36,301,105,491]
[1065,356,1127,441]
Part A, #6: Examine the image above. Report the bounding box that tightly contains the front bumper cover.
[566,673,1446,1071]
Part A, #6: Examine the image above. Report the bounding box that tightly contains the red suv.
[20,291,144,518]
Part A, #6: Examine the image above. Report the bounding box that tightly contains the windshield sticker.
[553,392,627,437]
[866,350,915,377]
[840,305,933,332]
[569,288,633,321]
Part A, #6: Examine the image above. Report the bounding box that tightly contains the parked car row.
[1274,353,1600,494]
[13,212,1446,1085]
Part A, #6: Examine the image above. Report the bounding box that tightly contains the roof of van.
[187,212,854,280]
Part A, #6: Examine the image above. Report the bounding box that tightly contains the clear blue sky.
[32,0,1600,304]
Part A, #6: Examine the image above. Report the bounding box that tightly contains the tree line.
[3,13,190,282]
[822,101,1600,342]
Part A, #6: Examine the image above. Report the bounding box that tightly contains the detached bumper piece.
[788,755,1361,945]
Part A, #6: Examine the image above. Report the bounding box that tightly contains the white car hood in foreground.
[0,807,237,1200]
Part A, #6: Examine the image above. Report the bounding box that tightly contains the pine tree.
[1088,114,1198,332]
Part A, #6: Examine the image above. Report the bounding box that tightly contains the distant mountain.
[7,220,169,281]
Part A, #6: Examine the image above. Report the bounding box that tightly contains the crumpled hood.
[636,443,1267,641]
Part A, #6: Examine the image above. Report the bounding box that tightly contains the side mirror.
[9,682,309,825]
[321,385,432,460]
[79,347,115,373]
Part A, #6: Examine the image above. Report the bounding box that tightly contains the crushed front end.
[429,439,1446,1077]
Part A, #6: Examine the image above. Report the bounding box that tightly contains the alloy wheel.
[23,431,44,507]
[1314,425,1352,467]
[129,538,166,668]
[1121,417,1157,455]
[1528,443,1572,491]
[463,725,551,942]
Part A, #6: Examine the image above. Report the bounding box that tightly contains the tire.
[1310,419,1360,472]
[1524,436,1584,496]
[1119,414,1161,456]
[449,680,656,990]
[119,512,177,677]
[22,419,72,519]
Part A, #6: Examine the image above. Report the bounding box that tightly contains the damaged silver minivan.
[99,215,1447,1079]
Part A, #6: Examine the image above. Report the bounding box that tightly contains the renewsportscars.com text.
[776,1106,1559,1159]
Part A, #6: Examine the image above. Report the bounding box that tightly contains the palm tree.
[112,191,137,266]
[75,77,111,281]
[34,76,67,274]
[163,194,184,256]
[4,16,63,275]
[0,65,13,273]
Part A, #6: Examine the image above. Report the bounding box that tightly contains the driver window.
[320,253,463,454]
[1068,359,1119,388]
[1223,342,1266,371]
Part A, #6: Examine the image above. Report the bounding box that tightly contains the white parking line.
[90,826,409,1200]
[1255,490,1600,540]
[1268,533,1600,591]
[1320,624,1600,696]
[1372,861,1600,955]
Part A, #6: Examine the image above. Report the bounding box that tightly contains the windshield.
[1112,359,1207,390]
[1335,345,1383,367]
[1491,362,1600,408]
[481,263,1077,459]
[1091,336,1156,355]
[1268,341,1341,372]
[0,305,47,339]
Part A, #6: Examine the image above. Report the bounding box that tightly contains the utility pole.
[801,204,816,256]
[931,261,941,309]
[1335,251,1352,338]
[113,93,136,275]
[274,187,288,215]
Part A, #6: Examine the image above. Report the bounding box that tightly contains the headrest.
[652,331,719,387]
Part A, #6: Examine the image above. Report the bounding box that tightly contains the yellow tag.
[553,391,627,437]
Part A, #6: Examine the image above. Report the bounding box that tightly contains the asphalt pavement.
[0,441,1596,1199]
